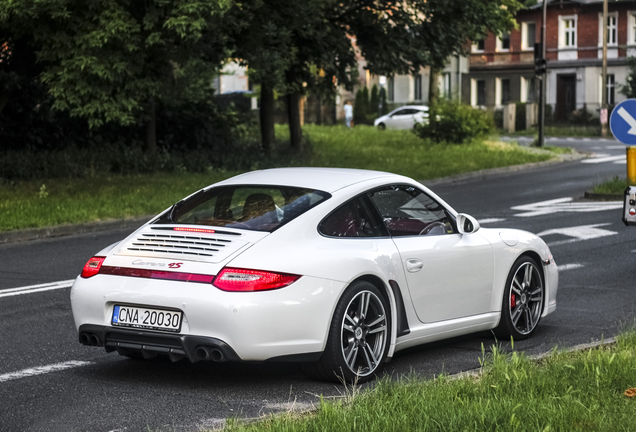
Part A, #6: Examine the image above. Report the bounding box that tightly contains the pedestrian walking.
[344,101,353,128]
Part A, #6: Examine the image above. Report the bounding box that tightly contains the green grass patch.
[223,331,636,432]
[592,176,636,195]
[0,125,560,232]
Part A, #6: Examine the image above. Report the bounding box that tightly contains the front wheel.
[313,281,390,383]
[494,256,544,340]
[377,123,386,130]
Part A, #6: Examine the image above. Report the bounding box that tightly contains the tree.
[369,84,379,117]
[0,0,230,153]
[621,57,636,99]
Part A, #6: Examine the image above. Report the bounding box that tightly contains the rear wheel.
[312,281,390,383]
[494,256,544,340]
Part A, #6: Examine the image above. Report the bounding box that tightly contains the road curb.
[0,215,153,245]
[583,191,623,201]
[424,152,585,186]
[0,152,585,245]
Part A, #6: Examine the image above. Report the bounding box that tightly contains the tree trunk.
[287,92,302,149]
[145,100,157,155]
[259,82,275,153]
[428,67,440,127]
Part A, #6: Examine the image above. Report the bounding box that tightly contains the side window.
[391,109,406,117]
[368,185,455,236]
[319,198,378,238]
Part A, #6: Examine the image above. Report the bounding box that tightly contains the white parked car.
[71,168,558,383]
[374,105,429,130]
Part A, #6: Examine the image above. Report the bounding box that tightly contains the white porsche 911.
[71,168,558,382]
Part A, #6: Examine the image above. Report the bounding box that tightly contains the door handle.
[405,259,423,273]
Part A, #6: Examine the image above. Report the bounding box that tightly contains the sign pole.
[538,0,548,148]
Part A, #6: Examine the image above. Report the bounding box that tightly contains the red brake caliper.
[511,294,516,308]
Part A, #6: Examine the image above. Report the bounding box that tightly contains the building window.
[442,73,451,99]
[599,13,618,46]
[521,77,536,103]
[527,78,536,103]
[501,79,511,104]
[413,74,422,101]
[559,16,577,48]
[630,12,636,44]
[522,22,536,51]
[388,77,394,102]
[497,31,510,51]
[477,80,486,106]
[607,74,615,105]
[472,39,485,53]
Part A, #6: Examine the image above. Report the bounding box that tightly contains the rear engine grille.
[126,233,231,257]
[115,229,250,263]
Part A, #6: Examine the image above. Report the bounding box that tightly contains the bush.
[369,85,379,117]
[413,101,494,144]
[353,89,367,125]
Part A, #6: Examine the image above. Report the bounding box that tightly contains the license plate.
[112,305,182,332]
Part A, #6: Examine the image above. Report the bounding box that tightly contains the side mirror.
[456,213,480,234]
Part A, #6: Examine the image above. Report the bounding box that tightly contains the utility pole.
[537,0,548,147]
[601,0,609,138]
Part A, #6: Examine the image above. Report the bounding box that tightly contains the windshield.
[156,185,330,232]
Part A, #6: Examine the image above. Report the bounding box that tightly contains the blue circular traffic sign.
[610,99,636,144]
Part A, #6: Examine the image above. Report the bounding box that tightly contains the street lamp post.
[601,0,609,138]
[537,0,548,147]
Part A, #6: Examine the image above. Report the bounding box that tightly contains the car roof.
[212,167,408,193]
[391,105,428,112]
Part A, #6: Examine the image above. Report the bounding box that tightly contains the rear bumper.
[79,324,242,363]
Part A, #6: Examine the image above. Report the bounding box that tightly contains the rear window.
[156,185,330,232]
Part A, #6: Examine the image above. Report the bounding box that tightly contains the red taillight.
[81,256,105,278]
[213,268,300,292]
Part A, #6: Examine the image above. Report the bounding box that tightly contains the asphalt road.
[1,137,634,432]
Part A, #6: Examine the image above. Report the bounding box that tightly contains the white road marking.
[512,197,623,217]
[478,218,506,224]
[0,279,75,298]
[537,223,617,246]
[606,145,627,149]
[557,263,584,271]
[0,361,93,383]
[581,154,625,164]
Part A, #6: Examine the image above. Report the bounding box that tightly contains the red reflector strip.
[173,227,216,234]
[100,266,214,284]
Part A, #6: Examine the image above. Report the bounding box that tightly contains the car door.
[387,109,412,129]
[367,185,495,323]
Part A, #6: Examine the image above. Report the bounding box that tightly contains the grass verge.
[223,331,636,432]
[591,176,636,195]
[0,125,560,232]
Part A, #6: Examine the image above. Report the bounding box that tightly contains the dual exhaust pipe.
[195,346,226,362]
[79,332,101,347]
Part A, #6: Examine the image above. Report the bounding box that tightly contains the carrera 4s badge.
[131,260,183,269]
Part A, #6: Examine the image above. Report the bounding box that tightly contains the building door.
[556,74,576,120]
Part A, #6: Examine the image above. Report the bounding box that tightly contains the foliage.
[414,101,495,144]
[369,85,379,117]
[353,89,367,125]
[0,0,230,130]
[620,57,636,99]
[592,176,636,195]
[379,87,389,115]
